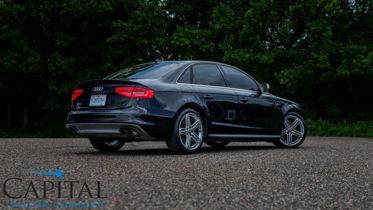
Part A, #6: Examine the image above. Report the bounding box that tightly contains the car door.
[180,63,242,134]
[220,65,277,135]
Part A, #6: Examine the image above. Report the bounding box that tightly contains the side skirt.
[208,134,280,142]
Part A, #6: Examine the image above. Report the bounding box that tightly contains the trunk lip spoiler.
[77,79,136,86]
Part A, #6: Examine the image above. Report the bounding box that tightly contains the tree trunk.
[22,95,28,129]
[7,102,12,125]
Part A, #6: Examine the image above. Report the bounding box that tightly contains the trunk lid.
[73,79,139,110]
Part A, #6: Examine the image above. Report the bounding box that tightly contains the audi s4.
[66,61,306,154]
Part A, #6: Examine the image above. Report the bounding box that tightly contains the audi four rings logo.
[92,86,103,92]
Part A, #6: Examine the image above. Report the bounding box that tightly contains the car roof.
[112,60,242,82]
[156,60,232,66]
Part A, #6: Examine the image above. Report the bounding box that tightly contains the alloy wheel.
[280,114,305,147]
[103,140,122,147]
[178,112,203,150]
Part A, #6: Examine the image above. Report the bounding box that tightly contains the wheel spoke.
[184,134,191,148]
[104,140,120,146]
[185,114,191,129]
[179,127,187,135]
[190,132,200,144]
[286,133,292,144]
[292,130,303,138]
[284,119,291,128]
[189,119,200,132]
[290,118,300,129]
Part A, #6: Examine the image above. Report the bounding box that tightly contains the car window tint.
[192,64,226,87]
[221,66,259,91]
[178,67,191,83]
[106,62,181,79]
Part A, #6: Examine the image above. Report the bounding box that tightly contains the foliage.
[0,0,372,135]
[307,120,373,137]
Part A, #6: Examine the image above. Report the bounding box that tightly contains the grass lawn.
[307,120,373,137]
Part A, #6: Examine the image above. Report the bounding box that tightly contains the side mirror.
[261,83,270,92]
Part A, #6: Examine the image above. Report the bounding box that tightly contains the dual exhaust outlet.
[120,128,140,137]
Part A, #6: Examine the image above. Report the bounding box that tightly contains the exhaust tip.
[120,128,128,136]
[120,128,139,136]
[127,129,139,136]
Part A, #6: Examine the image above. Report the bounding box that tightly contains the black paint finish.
[66,61,304,141]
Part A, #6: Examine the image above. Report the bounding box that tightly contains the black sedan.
[66,61,306,154]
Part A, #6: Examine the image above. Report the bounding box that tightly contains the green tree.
[0,0,372,136]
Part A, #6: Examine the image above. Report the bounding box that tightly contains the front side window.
[191,64,226,87]
[221,65,259,91]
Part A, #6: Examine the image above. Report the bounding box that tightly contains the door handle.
[203,95,214,100]
[239,97,249,103]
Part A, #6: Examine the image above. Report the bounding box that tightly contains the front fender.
[282,103,304,117]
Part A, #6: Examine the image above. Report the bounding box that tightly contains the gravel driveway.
[0,137,372,209]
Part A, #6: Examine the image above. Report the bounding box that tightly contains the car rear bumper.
[65,109,174,139]
[66,123,153,139]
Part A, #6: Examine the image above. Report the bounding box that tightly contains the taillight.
[71,89,84,102]
[115,86,154,99]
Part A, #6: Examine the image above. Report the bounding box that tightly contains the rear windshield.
[106,62,181,80]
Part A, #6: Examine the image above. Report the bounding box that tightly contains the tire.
[273,112,306,148]
[166,108,205,154]
[205,140,230,148]
[89,138,125,152]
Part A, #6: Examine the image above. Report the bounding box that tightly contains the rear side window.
[178,67,192,83]
[221,65,259,91]
[191,64,226,87]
